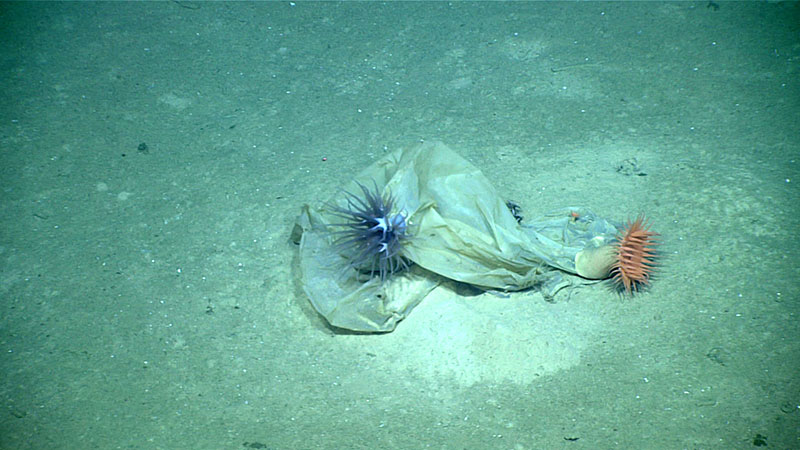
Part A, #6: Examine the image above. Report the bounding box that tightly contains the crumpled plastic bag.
[292,141,621,332]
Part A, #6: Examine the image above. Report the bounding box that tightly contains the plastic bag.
[292,142,621,332]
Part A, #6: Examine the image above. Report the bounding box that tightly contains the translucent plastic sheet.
[292,142,621,332]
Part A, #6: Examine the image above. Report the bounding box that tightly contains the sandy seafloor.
[1,2,798,449]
